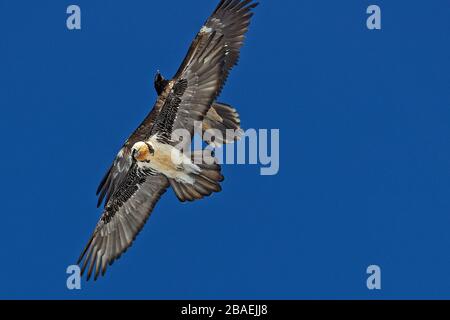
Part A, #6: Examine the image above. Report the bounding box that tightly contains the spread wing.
[96,108,160,208]
[151,0,258,145]
[79,166,169,280]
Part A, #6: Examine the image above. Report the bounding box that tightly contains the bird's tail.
[169,151,224,202]
[202,102,243,146]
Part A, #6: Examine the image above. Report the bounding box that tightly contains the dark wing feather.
[175,0,259,82]
[150,79,188,143]
[158,0,258,147]
[80,166,169,280]
[96,149,132,208]
[96,107,161,208]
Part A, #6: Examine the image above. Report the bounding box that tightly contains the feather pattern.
[79,168,169,280]
[168,0,259,147]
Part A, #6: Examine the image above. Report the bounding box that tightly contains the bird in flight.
[78,0,259,281]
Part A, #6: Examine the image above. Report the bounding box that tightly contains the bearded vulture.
[78,0,258,280]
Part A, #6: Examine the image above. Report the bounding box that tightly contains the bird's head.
[131,141,155,163]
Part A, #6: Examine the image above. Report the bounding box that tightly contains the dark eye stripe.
[145,142,154,153]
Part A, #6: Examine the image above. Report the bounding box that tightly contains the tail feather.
[183,184,203,199]
[170,151,223,202]
[203,102,243,146]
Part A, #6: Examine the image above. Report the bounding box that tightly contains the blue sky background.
[0,0,449,299]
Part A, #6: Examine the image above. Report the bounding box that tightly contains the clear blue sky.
[0,0,450,299]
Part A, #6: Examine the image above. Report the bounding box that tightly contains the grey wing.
[167,0,258,147]
[96,107,161,208]
[79,167,169,281]
[96,148,132,208]
[175,0,259,83]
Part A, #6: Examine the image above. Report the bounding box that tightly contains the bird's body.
[133,137,199,185]
[78,0,259,280]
